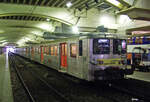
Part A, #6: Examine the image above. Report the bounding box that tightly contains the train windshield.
[113,39,126,54]
[93,39,110,54]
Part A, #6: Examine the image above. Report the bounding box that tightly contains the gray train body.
[15,35,133,81]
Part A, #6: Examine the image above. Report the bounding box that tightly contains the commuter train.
[15,34,134,81]
[127,45,150,72]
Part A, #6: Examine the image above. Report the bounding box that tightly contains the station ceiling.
[0,0,148,46]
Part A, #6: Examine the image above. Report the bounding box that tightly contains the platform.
[0,53,14,102]
[127,71,150,82]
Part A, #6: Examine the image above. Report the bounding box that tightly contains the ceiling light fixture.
[46,18,50,22]
[72,26,79,33]
[66,2,72,8]
[106,0,122,8]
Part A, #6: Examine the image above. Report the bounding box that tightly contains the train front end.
[89,38,133,80]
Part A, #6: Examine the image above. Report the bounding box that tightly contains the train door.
[60,43,67,69]
[40,46,44,63]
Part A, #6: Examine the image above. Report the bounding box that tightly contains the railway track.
[10,56,35,102]
[9,53,150,102]
[108,79,150,102]
[9,53,70,102]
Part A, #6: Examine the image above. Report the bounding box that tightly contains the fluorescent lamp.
[106,0,121,7]
[72,26,79,33]
[66,2,72,8]
[46,18,50,21]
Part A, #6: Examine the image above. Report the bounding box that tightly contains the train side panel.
[33,46,41,63]
[67,40,82,79]
[81,39,91,80]
[43,43,60,70]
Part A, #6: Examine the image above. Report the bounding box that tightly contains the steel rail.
[13,53,125,102]
[10,53,71,102]
[9,53,36,102]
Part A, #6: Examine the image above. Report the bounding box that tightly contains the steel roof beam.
[52,0,60,7]
[117,0,131,7]
[35,17,40,21]
[29,16,32,21]
[34,0,40,5]
[57,0,66,7]
[31,16,35,21]
[23,0,26,4]
[17,16,20,20]
[19,16,22,20]
[46,0,53,6]
[29,0,33,5]
[25,16,29,20]
[0,13,73,26]
[6,16,9,19]
[13,16,15,19]
[82,1,105,10]
[22,16,26,20]
[0,25,44,32]
[11,0,13,3]
[70,0,81,8]
[17,0,19,4]
[41,0,46,6]
[38,17,42,21]
[104,0,123,9]
[4,0,7,3]
[79,0,94,10]
[71,0,89,8]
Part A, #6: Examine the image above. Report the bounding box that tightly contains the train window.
[31,47,34,53]
[54,46,58,56]
[50,46,54,55]
[93,39,110,54]
[121,40,126,54]
[46,46,49,55]
[79,40,82,56]
[44,46,47,54]
[113,39,126,54]
[61,44,64,56]
[70,44,77,57]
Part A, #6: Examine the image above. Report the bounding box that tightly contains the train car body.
[127,45,150,71]
[15,34,134,81]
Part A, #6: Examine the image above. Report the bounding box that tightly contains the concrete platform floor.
[127,71,150,82]
[0,53,14,102]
